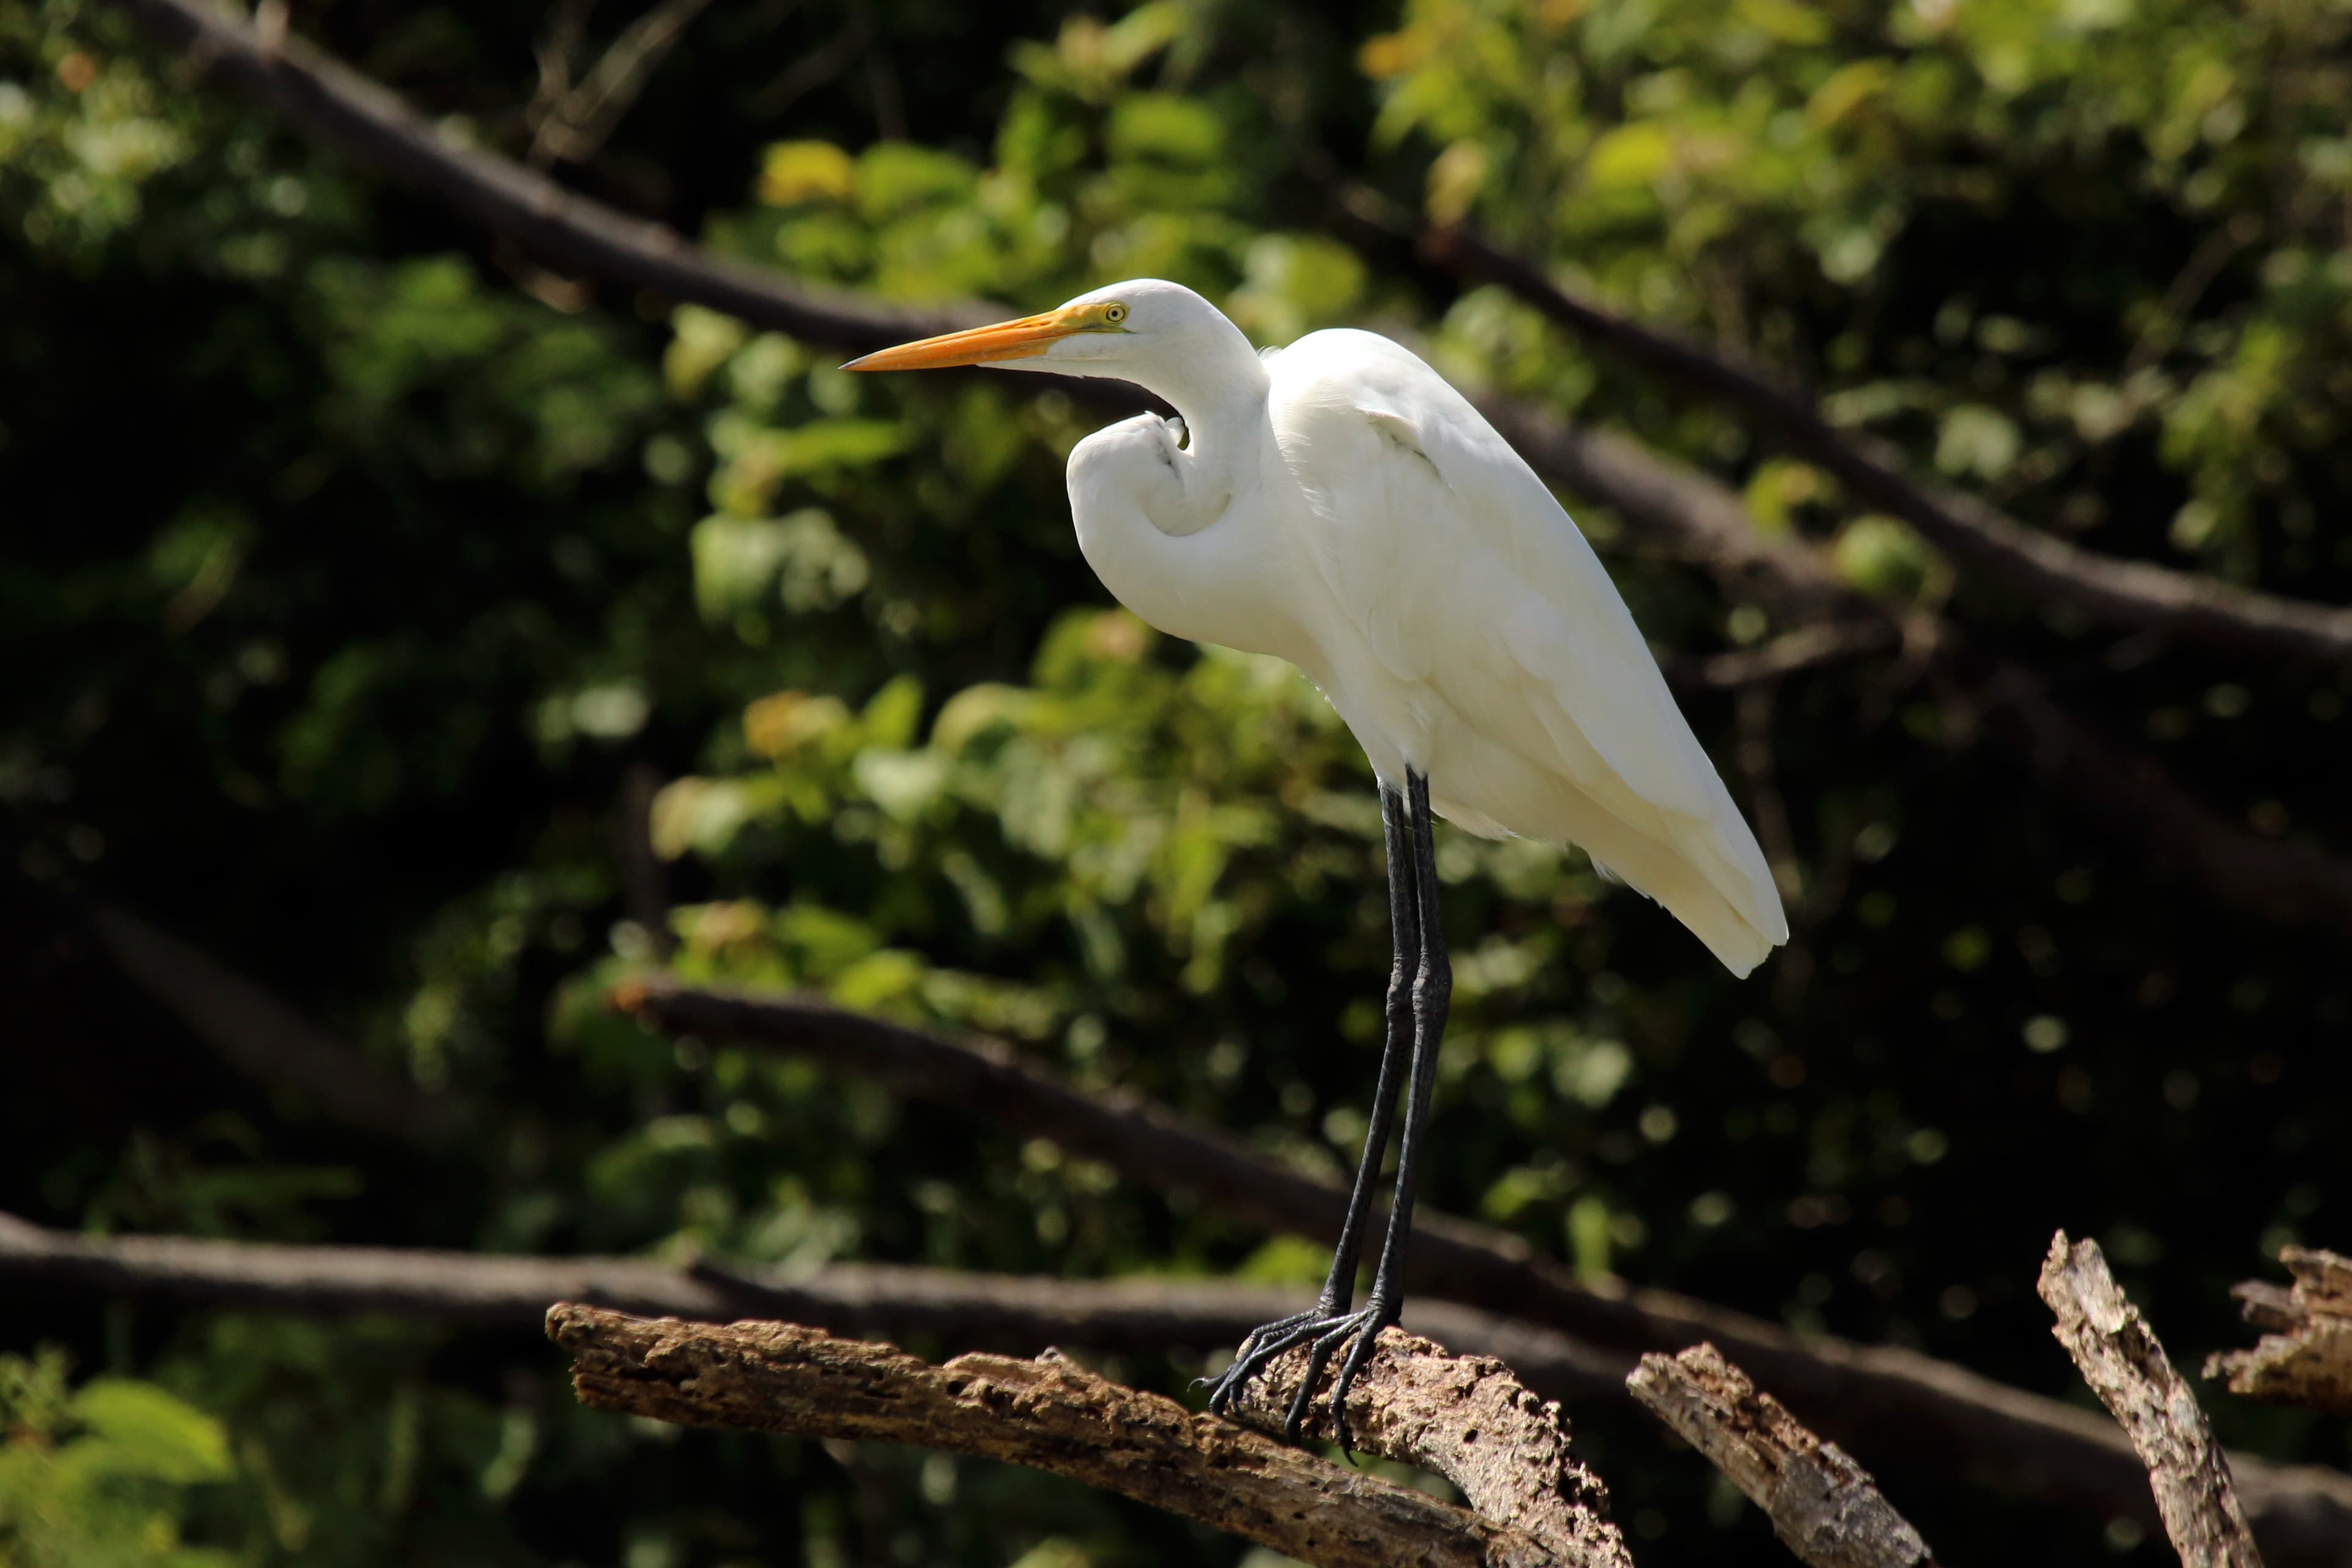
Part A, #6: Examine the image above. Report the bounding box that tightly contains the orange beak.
[842,308,1081,372]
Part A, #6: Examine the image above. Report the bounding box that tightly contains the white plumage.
[848,278,1787,976]
[848,274,1790,1445]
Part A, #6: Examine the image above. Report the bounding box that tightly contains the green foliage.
[0,1349,235,1568]
[6,0,2350,1563]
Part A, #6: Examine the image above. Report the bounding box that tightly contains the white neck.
[1133,312,1271,457]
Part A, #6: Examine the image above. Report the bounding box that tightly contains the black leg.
[1313,785,1419,1314]
[1319,767,1450,1449]
[1203,784,1419,1427]
[1202,773,1448,1454]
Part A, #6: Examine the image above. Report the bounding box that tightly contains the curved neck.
[1133,314,1270,466]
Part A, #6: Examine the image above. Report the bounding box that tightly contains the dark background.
[4,0,2347,1563]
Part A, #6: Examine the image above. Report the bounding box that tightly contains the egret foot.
[1202,1297,1399,1455]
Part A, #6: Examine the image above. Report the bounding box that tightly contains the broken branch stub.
[2206,1247,2352,1418]
[2038,1232,2264,1568]
[1626,1343,1936,1568]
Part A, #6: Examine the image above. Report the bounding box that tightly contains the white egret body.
[848,279,1785,1442]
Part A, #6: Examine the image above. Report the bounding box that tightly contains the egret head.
[842,280,1237,380]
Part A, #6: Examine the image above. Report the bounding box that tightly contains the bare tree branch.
[745,0,873,119]
[1411,213,2352,666]
[1226,1331,1630,1568]
[546,1306,1621,1568]
[615,979,2352,1568]
[1628,1343,1936,1568]
[85,903,464,1146]
[2039,1232,2265,1568]
[0,1211,1625,1402]
[2206,1247,2352,1417]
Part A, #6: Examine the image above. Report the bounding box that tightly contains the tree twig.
[526,0,714,169]
[2206,1247,2352,1417]
[1628,1343,1936,1568]
[2038,1231,2265,1568]
[1408,211,2352,666]
[85,903,464,1146]
[615,979,2352,1568]
[546,1306,1624,1568]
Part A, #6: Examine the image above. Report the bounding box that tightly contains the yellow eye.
[1103,303,1128,324]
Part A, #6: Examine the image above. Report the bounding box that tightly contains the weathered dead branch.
[2039,1231,2264,1568]
[1628,1343,1935,1568]
[2207,1248,2352,1417]
[545,1306,1626,1568]
[1225,1330,1629,1568]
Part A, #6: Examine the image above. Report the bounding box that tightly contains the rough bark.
[2207,1248,2352,1417]
[2039,1232,2265,1568]
[546,1306,1626,1568]
[1628,1343,1935,1568]
[1224,1330,1630,1568]
[616,979,2352,1568]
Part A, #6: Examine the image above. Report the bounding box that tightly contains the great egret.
[846,279,1786,1447]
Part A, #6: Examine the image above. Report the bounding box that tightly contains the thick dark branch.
[0,1212,1624,1402]
[2039,1232,2265,1568]
[1628,1343,1936,1568]
[1415,216,2352,666]
[2207,1248,2352,1417]
[546,1306,1615,1568]
[86,903,463,1145]
[617,979,2352,1568]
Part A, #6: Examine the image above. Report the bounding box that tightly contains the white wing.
[1267,330,1787,976]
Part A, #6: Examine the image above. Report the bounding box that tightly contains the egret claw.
[1203,1302,1395,1454]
